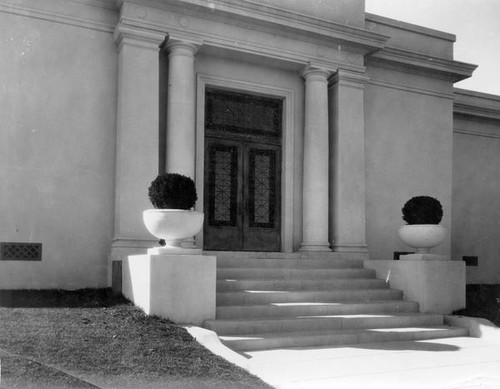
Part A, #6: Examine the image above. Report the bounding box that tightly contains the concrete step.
[216,300,420,319]
[220,325,469,351]
[217,278,388,291]
[216,288,403,306]
[217,257,364,269]
[204,312,444,335]
[217,268,376,280]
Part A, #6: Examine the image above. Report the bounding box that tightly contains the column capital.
[114,25,166,51]
[165,39,201,58]
[330,69,370,88]
[299,65,332,81]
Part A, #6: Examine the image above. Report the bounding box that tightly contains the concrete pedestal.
[364,259,465,314]
[122,253,216,325]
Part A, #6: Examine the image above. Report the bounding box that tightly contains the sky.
[365,0,500,95]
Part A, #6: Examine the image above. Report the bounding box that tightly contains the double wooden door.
[203,137,281,251]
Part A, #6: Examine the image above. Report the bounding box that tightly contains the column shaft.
[165,41,198,178]
[113,28,164,242]
[330,70,368,254]
[300,68,332,252]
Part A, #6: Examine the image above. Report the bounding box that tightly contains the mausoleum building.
[1,0,500,289]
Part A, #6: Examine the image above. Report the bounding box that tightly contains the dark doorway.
[203,88,282,251]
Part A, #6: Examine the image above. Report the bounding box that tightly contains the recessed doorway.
[203,88,282,251]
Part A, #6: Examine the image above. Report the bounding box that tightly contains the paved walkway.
[246,336,500,388]
[188,316,500,389]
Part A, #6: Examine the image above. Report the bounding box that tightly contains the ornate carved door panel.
[204,139,281,251]
[203,88,282,251]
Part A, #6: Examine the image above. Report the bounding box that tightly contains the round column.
[165,41,199,178]
[300,67,331,252]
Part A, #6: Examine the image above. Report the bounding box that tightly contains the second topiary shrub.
[402,195,443,225]
[148,173,198,210]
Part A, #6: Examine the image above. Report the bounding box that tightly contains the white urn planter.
[143,209,204,248]
[398,224,447,254]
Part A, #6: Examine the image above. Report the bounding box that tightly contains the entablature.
[116,0,389,73]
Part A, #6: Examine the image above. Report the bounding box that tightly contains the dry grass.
[0,289,271,388]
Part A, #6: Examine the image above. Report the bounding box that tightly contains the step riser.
[216,301,420,319]
[205,314,444,335]
[217,289,403,305]
[217,258,364,269]
[217,268,376,280]
[217,279,388,291]
[222,328,469,352]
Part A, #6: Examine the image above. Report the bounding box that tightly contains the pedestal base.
[400,254,449,261]
[364,259,465,314]
[122,253,216,325]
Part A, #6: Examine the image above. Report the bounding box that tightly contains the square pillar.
[329,70,369,254]
[111,25,166,260]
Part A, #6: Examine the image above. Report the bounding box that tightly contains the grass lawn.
[0,289,271,389]
[454,284,500,326]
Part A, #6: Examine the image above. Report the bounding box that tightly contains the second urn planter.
[398,195,448,260]
[144,173,203,250]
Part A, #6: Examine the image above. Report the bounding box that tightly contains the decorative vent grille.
[1,242,42,261]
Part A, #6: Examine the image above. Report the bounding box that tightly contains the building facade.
[1,0,499,289]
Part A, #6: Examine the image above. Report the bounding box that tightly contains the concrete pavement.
[187,315,500,389]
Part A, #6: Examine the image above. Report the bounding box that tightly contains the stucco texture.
[364,70,453,261]
[0,10,117,288]
[452,129,500,284]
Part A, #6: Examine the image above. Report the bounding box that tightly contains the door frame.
[196,74,295,252]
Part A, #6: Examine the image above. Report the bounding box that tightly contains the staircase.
[203,254,468,352]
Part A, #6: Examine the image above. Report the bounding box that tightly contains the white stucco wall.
[0,2,117,288]
[364,69,454,261]
[452,91,500,284]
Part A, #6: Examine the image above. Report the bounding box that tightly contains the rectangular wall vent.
[393,251,415,260]
[463,256,478,267]
[1,242,42,261]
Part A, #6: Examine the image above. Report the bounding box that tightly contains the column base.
[299,241,332,252]
[331,243,368,253]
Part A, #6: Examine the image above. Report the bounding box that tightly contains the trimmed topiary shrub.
[402,196,443,224]
[148,173,198,210]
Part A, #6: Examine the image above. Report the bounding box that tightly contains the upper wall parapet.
[365,13,477,83]
[365,13,455,59]
[454,88,500,123]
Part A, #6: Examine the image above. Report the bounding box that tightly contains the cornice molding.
[118,0,389,55]
[454,128,500,139]
[0,2,115,33]
[365,13,456,42]
[454,88,500,122]
[367,46,477,82]
[114,24,166,50]
[454,103,500,122]
[368,77,454,100]
[330,69,370,89]
[118,6,365,73]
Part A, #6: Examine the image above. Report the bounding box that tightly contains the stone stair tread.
[205,312,444,334]
[217,268,376,280]
[217,287,394,293]
[207,312,442,324]
[217,278,388,291]
[220,325,465,340]
[216,288,403,305]
[216,300,420,319]
[216,258,364,269]
[219,326,469,351]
